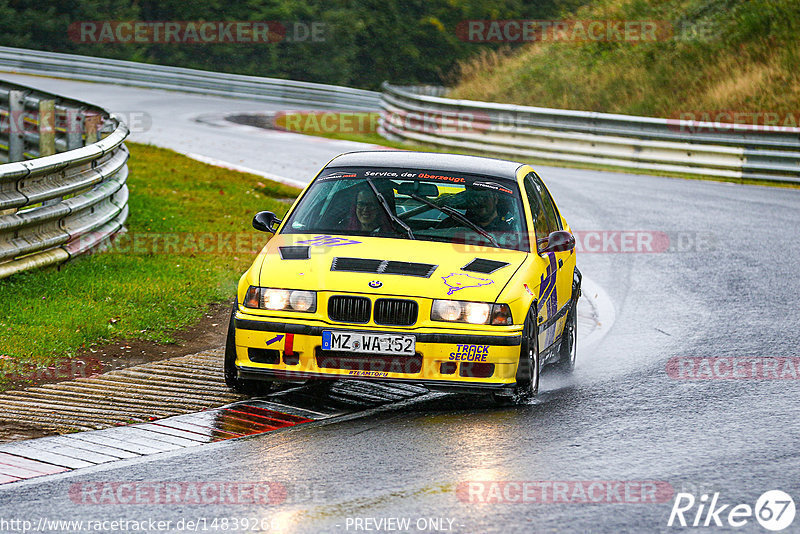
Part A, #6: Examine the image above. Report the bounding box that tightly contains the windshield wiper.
[364,177,415,240]
[409,193,499,248]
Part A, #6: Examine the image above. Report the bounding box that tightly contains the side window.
[533,174,562,234]
[523,173,549,251]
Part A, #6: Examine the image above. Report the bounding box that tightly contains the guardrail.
[0,80,129,279]
[379,84,800,183]
[0,46,380,111]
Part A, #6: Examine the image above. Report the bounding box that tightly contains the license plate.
[321,331,416,355]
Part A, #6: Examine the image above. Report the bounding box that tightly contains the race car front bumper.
[233,312,523,393]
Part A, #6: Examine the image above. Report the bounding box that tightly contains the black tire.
[514,308,540,400]
[492,306,539,405]
[224,302,272,396]
[555,304,577,373]
[555,272,581,373]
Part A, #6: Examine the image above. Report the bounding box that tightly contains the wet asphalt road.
[1,74,799,533]
[0,72,383,179]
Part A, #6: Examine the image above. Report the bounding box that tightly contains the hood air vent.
[279,246,310,260]
[462,258,510,274]
[331,257,437,278]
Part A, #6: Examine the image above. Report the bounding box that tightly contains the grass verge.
[0,142,301,377]
[451,0,800,118]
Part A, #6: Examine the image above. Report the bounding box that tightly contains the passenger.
[343,186,393,234]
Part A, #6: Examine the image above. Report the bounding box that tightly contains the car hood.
[257,234,528,302]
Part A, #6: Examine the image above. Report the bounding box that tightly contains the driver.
[464,189,511,231]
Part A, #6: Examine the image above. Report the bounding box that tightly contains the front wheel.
[492,308,539,405]
[514,310,540,400]
[224,302,272,396]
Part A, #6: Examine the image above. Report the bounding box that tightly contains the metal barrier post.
[8,90,24,162]
[39,99,60,206]
[38,99,56,156]
[84,112,100,145]
[66,109,84,150]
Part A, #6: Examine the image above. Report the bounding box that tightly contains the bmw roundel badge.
[369,280,382,288]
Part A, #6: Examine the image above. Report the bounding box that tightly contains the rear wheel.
[224,302,273,396]
[555,304,577,373]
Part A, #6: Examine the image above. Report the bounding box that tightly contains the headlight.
[244,287,316,312]
[431,300,513,325]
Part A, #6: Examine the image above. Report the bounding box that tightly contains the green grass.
[0,143,301,376]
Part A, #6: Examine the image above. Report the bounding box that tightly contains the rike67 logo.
[668,490,796,531]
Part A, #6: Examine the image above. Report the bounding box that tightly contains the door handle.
[558,259,563,268]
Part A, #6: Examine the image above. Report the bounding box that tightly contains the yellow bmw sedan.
[225,151,580,403]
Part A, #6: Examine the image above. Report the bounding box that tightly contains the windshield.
[283,167,529,251]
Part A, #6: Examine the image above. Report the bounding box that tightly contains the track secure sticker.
[449,345,489,362]
[442,273,494,295]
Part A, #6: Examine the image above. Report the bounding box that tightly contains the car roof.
[326,151,524,179]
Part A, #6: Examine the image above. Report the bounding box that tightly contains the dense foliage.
[0,0,585,89]
[451,0,800,116]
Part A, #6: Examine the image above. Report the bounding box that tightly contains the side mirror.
[541,230,575,253]
[253,211,281,233]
